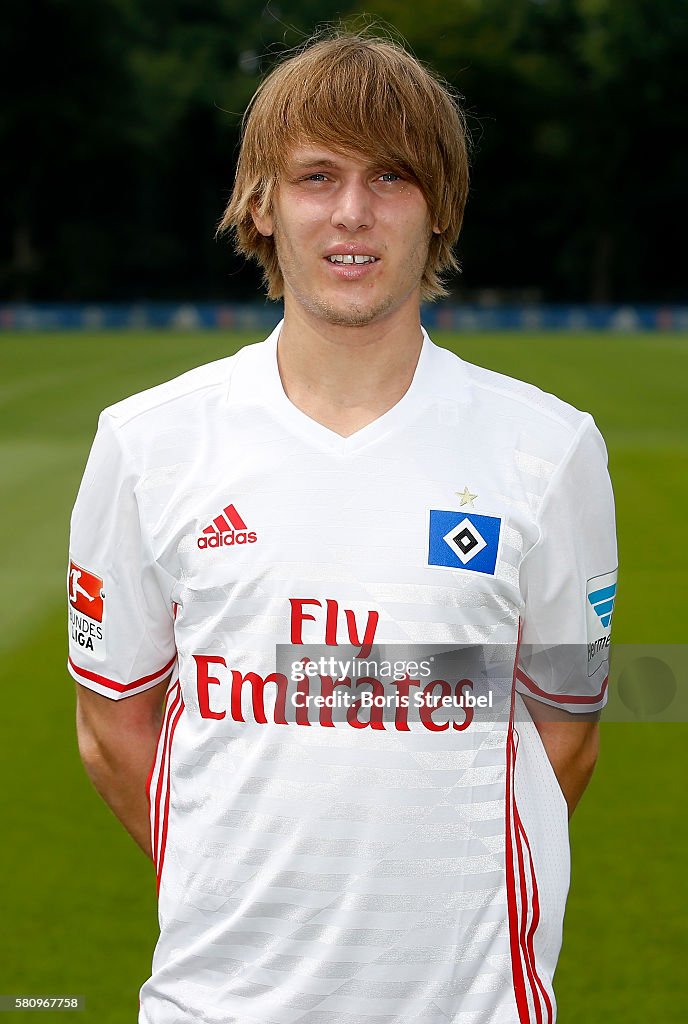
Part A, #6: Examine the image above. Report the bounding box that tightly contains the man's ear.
[251,201,274,238]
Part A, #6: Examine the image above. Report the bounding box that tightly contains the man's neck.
[275,298,424,438]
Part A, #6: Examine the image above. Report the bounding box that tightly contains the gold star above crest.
[456,486,477,507]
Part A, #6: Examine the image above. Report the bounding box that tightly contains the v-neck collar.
[254,320,434,454]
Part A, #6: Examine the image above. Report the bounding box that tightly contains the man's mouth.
[326,255,378,265]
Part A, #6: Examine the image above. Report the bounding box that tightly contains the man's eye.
[305,173,328,182]
[379,172,402,183]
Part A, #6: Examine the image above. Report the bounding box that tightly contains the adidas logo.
[197,503,257,550]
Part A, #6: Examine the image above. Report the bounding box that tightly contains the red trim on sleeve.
[69,654,177,693]
[516,667,608,705]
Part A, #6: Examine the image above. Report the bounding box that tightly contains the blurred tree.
[0,0,358,301]
[360,0,688,302]
[0,0,140,299]
[1,0,686,302]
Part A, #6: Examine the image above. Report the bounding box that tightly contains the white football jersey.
[68,323,617,1024]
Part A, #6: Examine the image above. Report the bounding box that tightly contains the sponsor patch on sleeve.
[586,568,617,678]
[68,559,106,659]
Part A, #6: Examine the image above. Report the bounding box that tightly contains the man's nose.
[330,181,375,232]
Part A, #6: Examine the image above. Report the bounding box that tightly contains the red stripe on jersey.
[224,503,247,531]
[69,654,177,693]
[508,626,555,1024]
[506,624,532,1023]
[516,668,608,705]
[213,514,231,533]
[152,686,182,870]
[146,682,179,856]
[515,800,554,1023]
[511,732,543,1024]
[156,696,185,893]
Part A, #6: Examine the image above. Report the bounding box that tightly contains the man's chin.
[303,293,397,328]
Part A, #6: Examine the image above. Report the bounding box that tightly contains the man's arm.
[75,676,171,859]
[521,693,600,819]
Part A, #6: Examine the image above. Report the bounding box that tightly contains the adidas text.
[198,530,257,550]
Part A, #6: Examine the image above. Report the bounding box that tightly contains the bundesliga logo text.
[69,608,103,652]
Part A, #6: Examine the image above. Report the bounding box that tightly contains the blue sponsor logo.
[428,511,502,576]
[587,583,617,628]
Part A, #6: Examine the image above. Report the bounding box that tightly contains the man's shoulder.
[432,340,591,438]
[101,341,262,431]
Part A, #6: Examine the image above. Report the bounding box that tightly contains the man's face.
[251,145,439,328]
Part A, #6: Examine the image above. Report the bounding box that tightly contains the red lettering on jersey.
[324,599,339,645]
[289,599,321,644]
[317,675,352,728]
[390,675,421,731]
[190,653,478,733]
[453,680,475,731]
[194,655,227,720]
[344,607,379,659]
[293,664,312,727]
[420,680,452,732]
[230,670,289,725]
[289,598,380,658]
[68,561,104,622]
[197,530,258,550]
[347,677,387,730]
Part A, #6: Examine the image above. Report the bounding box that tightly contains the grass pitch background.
[0,329,686,1021]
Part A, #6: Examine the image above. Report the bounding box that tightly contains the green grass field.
[1,329,686,1022]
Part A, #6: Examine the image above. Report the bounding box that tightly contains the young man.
[68,32,617,1024]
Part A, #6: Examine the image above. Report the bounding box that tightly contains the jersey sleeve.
[67,411,177,700]
[515,415,618,713]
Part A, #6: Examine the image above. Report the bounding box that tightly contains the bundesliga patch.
[68,559,105,658]
[586,568,617,678]
[428,511,502,575]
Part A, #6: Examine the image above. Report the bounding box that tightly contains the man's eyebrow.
[288,156,341,170]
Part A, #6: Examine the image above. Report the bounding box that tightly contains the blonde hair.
[218,30,470,301]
